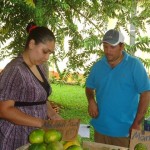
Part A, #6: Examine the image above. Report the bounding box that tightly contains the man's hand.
[88,100,99,118]
[129,122,142,136]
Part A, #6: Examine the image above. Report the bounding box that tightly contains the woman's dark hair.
[25,22,55,49]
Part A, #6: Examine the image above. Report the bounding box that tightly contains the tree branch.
[67,3,103,34]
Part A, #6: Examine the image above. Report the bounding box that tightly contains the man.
[85,29,150,148]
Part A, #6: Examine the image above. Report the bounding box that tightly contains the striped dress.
[0,56,51,150]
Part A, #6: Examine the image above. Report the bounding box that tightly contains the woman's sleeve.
[0,66,23,101]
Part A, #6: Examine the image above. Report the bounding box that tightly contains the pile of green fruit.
[28,128,84,150]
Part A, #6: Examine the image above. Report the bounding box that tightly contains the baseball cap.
[102,29,124,46]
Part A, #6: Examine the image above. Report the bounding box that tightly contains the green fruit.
[46,141,64,150]
[29,129,45,144]
[134,143,148,150]
[29,143,47,150]
[44,129,62,144]
[66,145,83,150]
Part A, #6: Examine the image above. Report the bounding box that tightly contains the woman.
[0,22,62,150]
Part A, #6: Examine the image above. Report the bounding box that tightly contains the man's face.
[103,42,124,63]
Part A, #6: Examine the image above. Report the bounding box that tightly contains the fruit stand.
[16,119,150,150]
[16,119,129,150]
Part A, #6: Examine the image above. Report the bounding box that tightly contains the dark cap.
[102,29,124,46]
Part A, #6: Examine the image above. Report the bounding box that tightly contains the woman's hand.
[46,101,63,120]
[49,113,63,120]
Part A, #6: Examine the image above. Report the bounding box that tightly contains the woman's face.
[28,39,55,65]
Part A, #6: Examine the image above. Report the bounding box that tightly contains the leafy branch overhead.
[1,0,150,76]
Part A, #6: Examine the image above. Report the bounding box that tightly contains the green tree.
[1,0,150,77]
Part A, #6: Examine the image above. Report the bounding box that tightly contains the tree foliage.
[1,0,150,77]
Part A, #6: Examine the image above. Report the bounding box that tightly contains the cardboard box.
[83,141,129,150]
[129,129,150,150]
[43,119,80,141]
